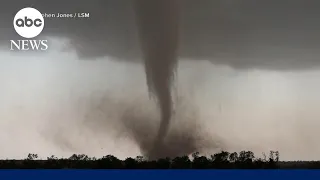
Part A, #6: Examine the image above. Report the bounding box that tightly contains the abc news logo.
[10,7,48,51]
[15,16,43,28]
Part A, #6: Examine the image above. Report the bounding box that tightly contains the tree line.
[0,151,319,169]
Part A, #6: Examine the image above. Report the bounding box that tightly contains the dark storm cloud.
[1,0,320,70]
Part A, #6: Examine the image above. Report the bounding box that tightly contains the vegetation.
[0,151,319,169]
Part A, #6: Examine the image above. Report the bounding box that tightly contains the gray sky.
[1,0,320,161]
[1,0,320,69]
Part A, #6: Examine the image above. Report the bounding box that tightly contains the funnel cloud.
[133,0,180,158]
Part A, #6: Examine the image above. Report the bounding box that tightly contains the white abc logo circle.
[13,7,44,39]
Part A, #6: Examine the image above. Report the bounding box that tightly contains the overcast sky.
[2,0,320,69]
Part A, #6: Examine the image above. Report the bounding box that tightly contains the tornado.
[133,0,180,158]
